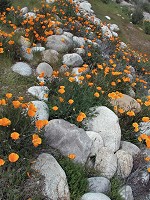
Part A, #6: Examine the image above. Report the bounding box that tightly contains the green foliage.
[0,95,46,199]
[144,20,150,35]
[0,0,11,13]
[141,2,150,13]
[100,0,111,4]
[109,177,124,200]
[46,73,111,127]
[59,157,88,200]
[131,8,144,24]
[0,97,43,162]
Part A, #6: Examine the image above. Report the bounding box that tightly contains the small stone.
[42,49,59,67]
[105,16,111,20]
[86,131,104,156]
[12,62,32,76]
[94,147,117,179]
[36,62,53,77]
[120,141,141,157]
[31,101,49,120]
[63,53,84,67]
[81,192,111,200]
[88,177,111,194]
[32,153,70,199]
[115,150,133,178]
[119,185,134,200]
[28,86,49,101]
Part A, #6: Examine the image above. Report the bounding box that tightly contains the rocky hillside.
[0,0,150,199]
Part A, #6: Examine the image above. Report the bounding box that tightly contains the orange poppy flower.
[68,99,74,105]
[12,100,21,108]
[0,159,5,166]
[59,97,64,102]
[118,108,124,114]
[52,106,58,111]
[8,153,19,162]
[6,93,12,99]
[28,103,37,112]
[18,96,24,101]
[76,115,83,122]
[35,120,44,130]
[0,48,4,53]
[94,92,100,98]
[0,99,6,105]
[126,110,135,117]
[11,132,20,140]
[28,110,36,117]
[58,88,65,94]
[68,154,76,160]
[0,118,11,126]
[142,117,149,122]
[32,134,42,147]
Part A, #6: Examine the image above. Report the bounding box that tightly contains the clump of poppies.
[0,93,48,166]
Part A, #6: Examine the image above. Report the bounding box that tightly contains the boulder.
[46,35,73,53]
[74,48,85,56]
[20,36,31,48]
[112,31,118,37]
[36,62,53,77]
[32,153,70,200]
[139,122,150,136]
[63,53,84,67]
[12,62,32,76]
[28,86,49,101]
[110,94,141,113]
[101,25,112,38]
[105,16,111,20]
[24,12,36,19]
[110,24,120,32]
[21,46,33,61]
[31,47,45,52]
[73,36,85,47]
[120,141,141,157]
[88,177,111,194]
[41,50,59,66]
[85,106,121,152]
[86,131,104,156]
[63,32,73,38]
[32,101,49,120]
[20,7,28,15]
[94,147,117,179]
[44,119,92,164]
[119,185,134,200]
[79,2,92,12]
[115,150,133,178]
[81,192,111,200]
[46,0,55,3]
[120,42,127,49]
[54,27,63,35]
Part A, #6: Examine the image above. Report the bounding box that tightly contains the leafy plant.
[109,176,124,200]
[131,8,144,24]
[0,0,11,13]
[59,157,88,200]
[144,20,150,35]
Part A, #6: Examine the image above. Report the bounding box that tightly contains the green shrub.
[100,0,111,4]
[0,94,47,199]
[59,157,88,200]
[116,0,122,3]
[143,20,150,35]
[109,177,124,200]
[131,8,144,24]
[0,0,11,13]
[141,2,150,13]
